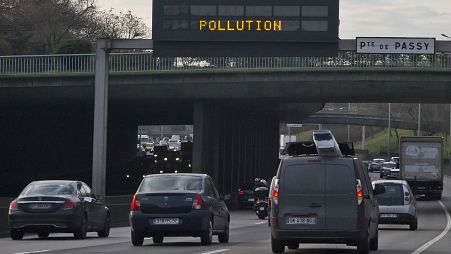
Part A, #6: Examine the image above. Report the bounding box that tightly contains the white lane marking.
[14,250,51,254]
[200,249,230,254]
[411,200,451,254]
[255,221,266,225]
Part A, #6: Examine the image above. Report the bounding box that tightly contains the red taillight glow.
[272,179,279,206]
[63,200,76,209]
[192,194,203,210]
[239,189,245,196]
[9,200,18,210]
[356,179,363,205]
[131,195,141,211]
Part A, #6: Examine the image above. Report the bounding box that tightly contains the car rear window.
[377,183,404,206]
[282,164,324,194]
[140,175,203,192]
[21,182,75,196]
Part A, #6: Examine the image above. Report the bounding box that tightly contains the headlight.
[174,170,178,173]
[176,157,180,161]
[164,157,168,161]
[159,170,164,174]
[126,174,130,178]
[154,154,158,157]
[188,164,192,168]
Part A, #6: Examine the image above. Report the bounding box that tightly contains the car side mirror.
[373,184,386,195]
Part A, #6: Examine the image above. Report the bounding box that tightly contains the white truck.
[399,136,443,200]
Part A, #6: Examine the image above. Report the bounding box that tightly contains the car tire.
[10,229,24,240]
[258,214,266,220]
[131,231,144,246]
[357,236,370,254]
[287,243,299,250]
[97,213,110,238]
[201,220,213,245]
[153,235,164,244]
[38,232,49,239]
[74,215,87,239]
[218,221,229,243]
[410,218,418,231]
[271,235,285,253]
[370,230,378,250]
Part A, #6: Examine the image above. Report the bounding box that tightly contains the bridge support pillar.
[192,102,279,196]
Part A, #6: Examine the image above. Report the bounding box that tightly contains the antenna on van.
[312,130,342,157]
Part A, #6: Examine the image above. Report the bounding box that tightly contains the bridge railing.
[1,51,451,75]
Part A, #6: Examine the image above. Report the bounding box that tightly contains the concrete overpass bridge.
[1,44,451,197]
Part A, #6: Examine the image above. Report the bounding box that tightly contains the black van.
[270,131,385,254]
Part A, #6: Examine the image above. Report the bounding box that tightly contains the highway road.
[1,174,451,254]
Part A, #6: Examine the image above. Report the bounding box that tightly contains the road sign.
[356,37,435,54]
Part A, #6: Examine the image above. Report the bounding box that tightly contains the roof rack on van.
[284,142,355,157]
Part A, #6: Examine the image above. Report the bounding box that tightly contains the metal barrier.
[1,52,451,75]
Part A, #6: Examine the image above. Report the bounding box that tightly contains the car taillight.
[9,200,18,210]
[192,194,204,210]
[272,179,279,206]
[131,194,141,211]
[356,179,363,205]
[239,189,245,196]
[404,188,412,205]
[63,200,76,209]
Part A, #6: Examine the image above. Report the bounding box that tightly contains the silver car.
[372,180,417,230]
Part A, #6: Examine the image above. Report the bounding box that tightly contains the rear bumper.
[130,210,210,237]
[9,210,83,233]
[271,228,367,243]
[379,213,416,225]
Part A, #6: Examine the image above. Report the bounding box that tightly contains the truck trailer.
[399,136,443,200]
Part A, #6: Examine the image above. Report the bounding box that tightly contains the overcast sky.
[97,0,451,39]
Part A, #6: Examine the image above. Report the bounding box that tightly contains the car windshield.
[21,182,75,196]
[314,133,333,141]
[140,175,203,192]
[376,183,404,206]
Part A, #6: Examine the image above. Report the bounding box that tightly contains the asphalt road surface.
[2,174,451,254]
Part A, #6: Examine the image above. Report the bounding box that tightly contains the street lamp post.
[388,103,391,158]
[442,33,451,169]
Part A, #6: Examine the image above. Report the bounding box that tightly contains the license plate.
[30,203,51,209]
[153,218,179,225]
[248,198,255,202]
[287,216,316,225]
[259,207,265,211]
[380,214,398,218]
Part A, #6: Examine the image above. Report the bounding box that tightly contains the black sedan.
[9,180,110,240]
[129,173,230,246]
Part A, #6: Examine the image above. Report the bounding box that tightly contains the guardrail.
[1,51,451,75]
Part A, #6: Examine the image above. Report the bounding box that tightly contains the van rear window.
[282,164,324,194]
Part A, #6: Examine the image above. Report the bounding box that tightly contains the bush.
[0,39,13,55]
[54,39,92,54]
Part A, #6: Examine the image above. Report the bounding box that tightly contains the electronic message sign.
[152,0,339,56]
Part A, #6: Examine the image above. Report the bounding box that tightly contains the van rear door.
[325,161,357,230]
[278,162,326,230]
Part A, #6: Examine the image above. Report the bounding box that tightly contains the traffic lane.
[413,175,451,253]
[42,198,450,254]
[26,214,271,254]
[0,210,260,254]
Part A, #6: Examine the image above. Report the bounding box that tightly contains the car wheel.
[271,235,285,253]
[74,215,87,239]
[131,231,144,246]
[370,229,378,250]
[97,213,110,238]
[410,218,418,231]
[258,214,266,220]
[287,243,299,250]
[218,220,229,243]
[10,229,24,240]
[38,232,49,239]
[357,236,370,254]
[201,220,213,245]
[153,235,164,244]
